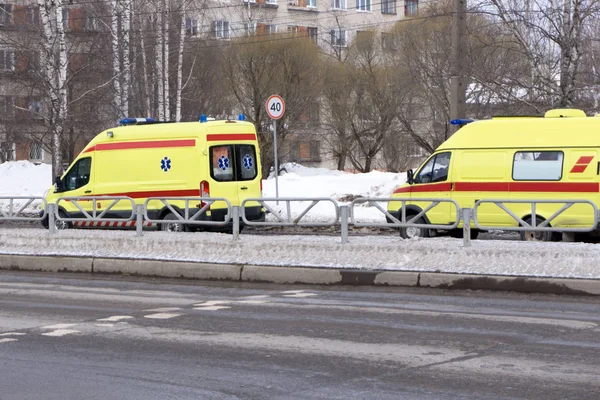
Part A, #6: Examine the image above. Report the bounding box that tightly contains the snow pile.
[0,161,52,215]
[2,229,600,279]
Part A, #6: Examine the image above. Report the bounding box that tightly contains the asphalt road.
[1,272,599,400]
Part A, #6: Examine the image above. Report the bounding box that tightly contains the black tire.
[400,216,430,239]
[449,229,480,240]
[160,212,186,232]
[55,210,71,230]
[519,216,557,242]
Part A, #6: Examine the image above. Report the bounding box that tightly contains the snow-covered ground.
[2,161,600,280]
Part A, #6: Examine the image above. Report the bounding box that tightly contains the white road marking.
[283,293,318,298]
[194,300,230,307]
[0,338,18,344]
[0,332,26,336]
[42,329,80,337]
[143,307,182,312]
[193,306,231,311]
[143,313,183,319]
[280,290,306,294]
[96,316,134,322]
[241,295,270,299]
[236,300,270,305]
[95,324,115,327]
[42,323,78,330]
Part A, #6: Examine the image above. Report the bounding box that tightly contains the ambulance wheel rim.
[160,212,185,232]
[400,216,429,239]
[56,211,70,230]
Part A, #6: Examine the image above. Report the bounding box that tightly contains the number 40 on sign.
[266,95,285,120]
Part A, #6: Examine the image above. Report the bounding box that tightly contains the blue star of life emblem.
[243,154,253,170]
[218,156,230,171]
[160,157,171,172]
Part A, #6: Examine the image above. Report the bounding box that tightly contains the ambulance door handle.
[240,186,248,190]
[85,190,92,194]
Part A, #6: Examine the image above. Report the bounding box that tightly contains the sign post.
[265,94,285,202]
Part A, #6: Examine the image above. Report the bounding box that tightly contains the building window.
[1,95,14,117]
[61,8,68,30]
[405,0,418,16]
[0,49,15,71]
[185,17,198,36]
[0,4,12,26]
[215,20,230,39]
[26,6,39,26]
[84,15,97,31]
[29,141,44,161]
[306,0,316,7]
[331,0,346,10]
[330,29,346,47]
[381,0,396,14]
[28,98,43,117]
[381,32,396,51]
[307,26,318,43]
[356,0,371,11]
[290,140,321,162]
[513,151,563,181]
[244,22,256,36]
[266,0,277,4]
[287,26,297,35]
[265,24,277,35]
[0,142,16,161]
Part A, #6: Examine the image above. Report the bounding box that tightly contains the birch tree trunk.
[121,0,132,115]
[111,0,123,117]
[56,0,68,172]
[155,6,165,120]
[175,1,186,122]
[163,0,170,120]
[139,15,152,117]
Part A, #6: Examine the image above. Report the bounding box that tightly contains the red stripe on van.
[98,189,200,198]
[84,139,195,153]
[397,181,599,194]
[570,164,588,173]
[576,156,594,165]
[206,134,256,142]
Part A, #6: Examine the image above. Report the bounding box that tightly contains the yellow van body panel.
[388,110,600,231]
[45,120,263,223]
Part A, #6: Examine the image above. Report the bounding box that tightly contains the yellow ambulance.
[42,115,264,231]
[388,109,600,241]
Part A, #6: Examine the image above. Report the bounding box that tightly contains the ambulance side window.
[63,157,91,191]
[513,151,563,181]
[236,145,257,181]
[415,152,451,184]
[210,145,235,182]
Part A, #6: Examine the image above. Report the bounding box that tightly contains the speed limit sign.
[265,94,285,120]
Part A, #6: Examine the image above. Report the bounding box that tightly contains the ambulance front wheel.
[400,217,430,239]
[160,212,186,232]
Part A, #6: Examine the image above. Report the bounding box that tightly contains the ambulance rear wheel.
[520,217,557,242]
[400,216,429,239]
[160,212,186,232]
[55,210,70,230]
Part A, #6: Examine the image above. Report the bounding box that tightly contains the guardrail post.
[462,208,472,247]
[232,206,240,240]
[48,203,57,235]
[135,204,144,237]
[340,205,349,244]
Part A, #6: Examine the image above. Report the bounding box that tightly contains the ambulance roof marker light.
[119,117,155,126]
[200,114,207,123]
[238,113,245,121]
[450,118,475,126]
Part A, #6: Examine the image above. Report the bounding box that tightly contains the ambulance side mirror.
[54,176,64,192]
[406,169,414,185]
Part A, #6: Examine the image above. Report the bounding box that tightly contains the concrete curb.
[0,254,599,296]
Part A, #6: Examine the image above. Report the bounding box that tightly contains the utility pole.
[450,0,467,132]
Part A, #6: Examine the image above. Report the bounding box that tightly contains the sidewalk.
[1,229,599,296]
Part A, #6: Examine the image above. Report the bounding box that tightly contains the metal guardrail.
[0,196,46,221]
[143,197,232,227]
[350,197,461,229]
[472,199,599,232]
[241,197,340,227]
[55,196,136,222]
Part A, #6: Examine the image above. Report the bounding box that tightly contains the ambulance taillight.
[200,180,210,209]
